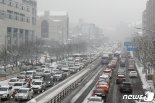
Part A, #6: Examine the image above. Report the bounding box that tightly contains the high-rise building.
[142,0,155,35]
[0,0,37,51]
[37,11,69,44]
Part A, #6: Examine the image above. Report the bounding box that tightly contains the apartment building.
[0,0,37,51]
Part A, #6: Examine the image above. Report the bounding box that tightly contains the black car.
[116,74,126,84]
[119,82,132,93]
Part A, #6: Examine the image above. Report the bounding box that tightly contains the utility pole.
[4,34,7,79]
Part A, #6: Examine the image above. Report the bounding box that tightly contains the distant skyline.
[37,0,147,40]
[37,0,146,28]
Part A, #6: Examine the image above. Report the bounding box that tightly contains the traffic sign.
[124,42,134,46]
[127,47,137,51]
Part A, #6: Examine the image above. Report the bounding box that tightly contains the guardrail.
[71,65,103,103]
[28,58,101,103]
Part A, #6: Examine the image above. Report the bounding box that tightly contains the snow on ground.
[130,51,154,92]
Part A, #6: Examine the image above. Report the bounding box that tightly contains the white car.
[8,78,19,86]
[44,70,51,76]
[129,71,138,78]
[13,82,28,92]
[0,86,13,99]
[31,80,46,93]
[15,88,33,101]
[87,96,104,103]
[17,75,26,82]
[26,71,36,79]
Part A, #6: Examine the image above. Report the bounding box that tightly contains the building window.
[7,10,13,19]
[27,7,30,12]
[0,10,5,19]
[4,0,8,4]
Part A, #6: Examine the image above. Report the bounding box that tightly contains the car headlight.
[3,93,7,96]
[24,95,28,98]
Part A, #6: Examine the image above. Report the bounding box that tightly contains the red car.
[93,88,107,99]
[97,81,109,92]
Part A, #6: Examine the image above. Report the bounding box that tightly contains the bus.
[101,54,110,65]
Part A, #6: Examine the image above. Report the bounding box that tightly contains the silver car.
[15,88,33,101]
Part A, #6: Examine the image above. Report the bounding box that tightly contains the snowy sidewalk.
[130,51,155,92]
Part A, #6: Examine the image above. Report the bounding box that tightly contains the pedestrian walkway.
[130,51,155,92]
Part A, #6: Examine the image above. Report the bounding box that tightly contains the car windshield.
[36,70,43,72]
[33,77,40,79]
[26,72,33,75]
[18,89,28,93]
[9,79,17,82]
[44,71,50,73]
[14,83,22,86]
[0,87,8,91]
[18,76,24,79]
[123,83,131,87]
[33,82,42,85]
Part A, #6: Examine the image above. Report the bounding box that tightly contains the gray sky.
[37,0,147,28]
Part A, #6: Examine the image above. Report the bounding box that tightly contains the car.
[36,69,45,76]
[14,88,33,101]
[8,78,19,86]
[43,75,54,87]
[98,74,110,85]
[20,71,26,75]
[110,60,117,68]
[69,66,77,74]
[128,64,135,71]
[44,70,51,76]
[97,81,109,92]
[17,75,26,82]
[129,71,138,78]
[13,82,28,91]
[26,71,36,79]
[103,68,112,78]
[51,69,60,75]
[116,74,126,84]
[61,66,70,78]
[31,80,46,93]
[117,68,126,75]
[32,76,44,82]
[93,89,107,100]
[0,86,13,100]
[119,82,132,93]
[87,96,104,103]
[120,58,126,67]
[53,71,63,81]
[128,59,135,71]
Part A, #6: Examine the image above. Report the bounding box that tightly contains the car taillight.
[102,94,105,96]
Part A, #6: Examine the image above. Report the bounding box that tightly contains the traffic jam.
[87,50,138,103]
[0,52,100,102]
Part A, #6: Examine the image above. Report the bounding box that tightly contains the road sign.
[127,47,137,51]
[124,42,134,46]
